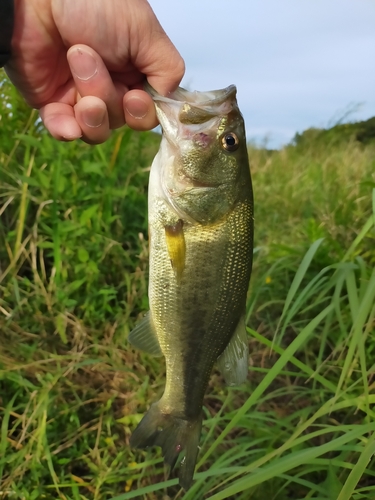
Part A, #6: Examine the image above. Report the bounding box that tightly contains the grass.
[1,71,375,499]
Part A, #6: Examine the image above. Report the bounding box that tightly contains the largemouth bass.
[129,83,253,490]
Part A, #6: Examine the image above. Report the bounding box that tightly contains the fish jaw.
[145,82,237,111]
[146,82,238,148]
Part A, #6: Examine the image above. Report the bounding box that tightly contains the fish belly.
[149,198,253,419]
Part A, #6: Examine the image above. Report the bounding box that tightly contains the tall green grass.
[1,72,375,499]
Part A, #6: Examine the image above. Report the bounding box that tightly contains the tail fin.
[130,402,202,490]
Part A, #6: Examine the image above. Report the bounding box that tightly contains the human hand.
[6,0,184,143]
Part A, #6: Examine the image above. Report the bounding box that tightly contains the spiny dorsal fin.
[217,315,249,386]
[128,311,163,357]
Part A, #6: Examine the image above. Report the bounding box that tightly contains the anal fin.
[217,315,249,386]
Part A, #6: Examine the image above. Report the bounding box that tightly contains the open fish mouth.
[144,81,237,107]
[145,82,238,145]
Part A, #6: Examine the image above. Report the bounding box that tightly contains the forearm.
[0,0,14,67]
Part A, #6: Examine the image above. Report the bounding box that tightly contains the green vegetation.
[1,72,375,499]
[293,115,375,147]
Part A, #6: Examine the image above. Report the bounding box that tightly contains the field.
[1,73,375,499]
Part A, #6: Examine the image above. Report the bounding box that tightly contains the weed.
[1,71,375,499]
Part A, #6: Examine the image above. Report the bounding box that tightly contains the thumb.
[131,14,185,95]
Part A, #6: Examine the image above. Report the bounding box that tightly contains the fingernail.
[125,96,148,119]
[62,133,82,141]
[69,48,97,81]
[82,107,106,128]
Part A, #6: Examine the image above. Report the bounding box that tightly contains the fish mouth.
[145,82,237,143]
[144,82,237,108]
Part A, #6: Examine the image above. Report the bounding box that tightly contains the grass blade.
[337,432,375,500]
[198,303,333,467]
[275,238,324,337]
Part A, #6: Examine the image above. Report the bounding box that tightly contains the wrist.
[9,0,56,64]
[0,0,14,67]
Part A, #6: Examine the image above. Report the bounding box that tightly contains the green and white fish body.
[129,83,254,490]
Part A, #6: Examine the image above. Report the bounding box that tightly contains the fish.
[128,83,253,490]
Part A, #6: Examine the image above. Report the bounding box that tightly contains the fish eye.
[221,132,239,152]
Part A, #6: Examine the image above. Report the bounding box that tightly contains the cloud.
[150,0,375,147]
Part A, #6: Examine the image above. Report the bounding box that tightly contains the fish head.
[147,84,251,224]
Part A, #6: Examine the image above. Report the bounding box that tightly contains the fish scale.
[128,83,253,490]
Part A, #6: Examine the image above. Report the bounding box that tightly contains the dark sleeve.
[0,0,14,67]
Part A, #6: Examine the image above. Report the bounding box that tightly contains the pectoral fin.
[165,219,186,282]
[217,316,249,386]
[128,311,163,357]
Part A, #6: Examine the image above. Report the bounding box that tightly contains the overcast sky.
[149,0,375,148]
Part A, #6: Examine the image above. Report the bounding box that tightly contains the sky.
[149,0,375,148]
